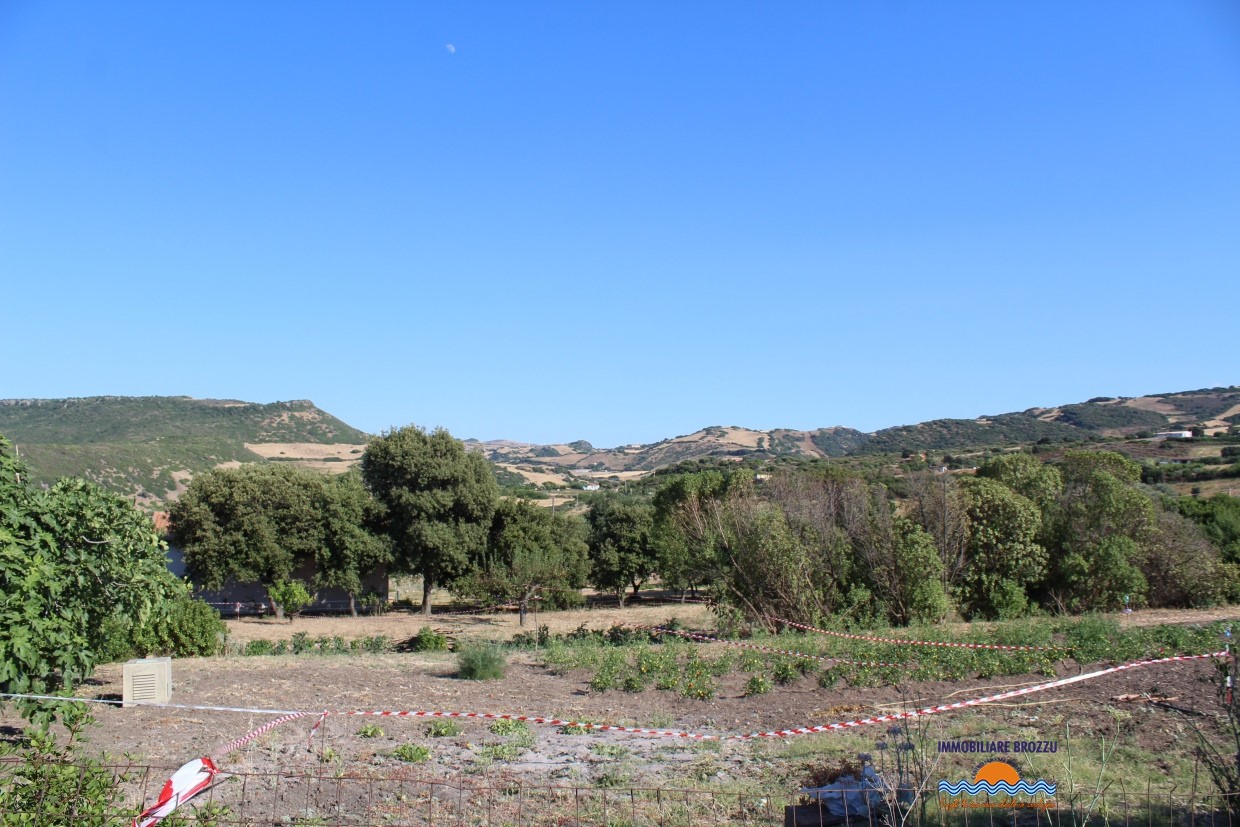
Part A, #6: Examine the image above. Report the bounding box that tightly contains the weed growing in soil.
[426,719,462,738]
[744,674,773,697]
[457,643,507,680]
[488,719,529,737]
[393,744,431,763]
[356,723,384,738]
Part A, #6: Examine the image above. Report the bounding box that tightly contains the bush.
[457,644,507,680]
[744,674,773,696]
[101,597,227,660]
[410,626,448,652]
[267,580,313,619]
[0,709,129,826]
[243,639,274,656]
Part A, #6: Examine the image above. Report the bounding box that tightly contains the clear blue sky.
[3,2,1238,447]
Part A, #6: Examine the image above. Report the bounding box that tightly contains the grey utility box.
[122,657,172,707]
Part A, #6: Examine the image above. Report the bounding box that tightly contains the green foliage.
[0,708,128,826]
[456,643,507,680]
[267,580,313,619]
[744,673,773,696]
[958,477,1046,619]
[357,723,384,738]
[104,596,226,660]
[361,426,499,612]
[393,743,431,763]
[410,625,448,651]
[171,463,388,619]
[586,497,658,605]
[426,719,461,737]
[458,499,588,622]
[0,438,187,722]
[488,719,529,736]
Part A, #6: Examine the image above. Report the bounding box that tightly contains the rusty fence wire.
[2,759,1240,826]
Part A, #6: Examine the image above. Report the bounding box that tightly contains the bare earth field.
[5,605,1238,824]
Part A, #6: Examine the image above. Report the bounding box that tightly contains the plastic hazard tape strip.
[762,615,1066,653]
[641,624,906,668]
[5,649,1223,826]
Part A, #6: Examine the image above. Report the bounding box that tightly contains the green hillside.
[0,397,369,507]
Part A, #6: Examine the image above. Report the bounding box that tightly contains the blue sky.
[3,2,1238,447]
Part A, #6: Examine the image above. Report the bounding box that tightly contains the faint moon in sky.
[445,43,456,54]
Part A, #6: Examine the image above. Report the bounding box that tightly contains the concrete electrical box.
[122,657,172,707]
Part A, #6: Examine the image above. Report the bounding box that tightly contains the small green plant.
[243,639,274,656]
[411,625,448,652]
[557,721,593,735]
[457,643,508,680]
[357,723,385,738]
[427,719,462,738]
[267,580,314,620]
[744,673,773,696]
[291,631,312,654]
[318,746,339,764]
[773,658,800,685]
[270,639,288,655]
[488,718,529,736]
[478,742,521,761]
[589,742,630,759]
[393,743,431,763]
[362,635,389,653]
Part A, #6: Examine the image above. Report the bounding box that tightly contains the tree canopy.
[361,426,498,615]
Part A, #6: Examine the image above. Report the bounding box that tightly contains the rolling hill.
[0,396,368,507]
[1,386,1237,503]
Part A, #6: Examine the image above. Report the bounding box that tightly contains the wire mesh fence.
[2,758,1240,827]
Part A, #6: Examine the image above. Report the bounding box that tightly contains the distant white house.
[1154,431,1194,439]
[581,483,601,491]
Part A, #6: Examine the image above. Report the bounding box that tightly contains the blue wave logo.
[938,760,1056,803]
[938,780,1058,796]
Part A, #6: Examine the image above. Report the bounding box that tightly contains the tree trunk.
[349,593,358,618]
[519,598,528,627]
[422,577,434,616]
[271,597,285,622]
[617,589,627,609]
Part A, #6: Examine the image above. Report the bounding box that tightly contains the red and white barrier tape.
[767,616,1065,652]
[5,648,1224,826]
[642,625,906,668]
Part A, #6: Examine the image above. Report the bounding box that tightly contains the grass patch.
[457,643,507,680]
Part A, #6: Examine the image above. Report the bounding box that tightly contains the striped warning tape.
[3,648,1226,748]
[767,616,1066,652]
[639,624,906,668]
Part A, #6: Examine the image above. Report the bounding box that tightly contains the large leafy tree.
[1045,451,1153,612]
[361,426,498,615]
[461,499,589,625]
[170,464,324,618]
[312,471,392,616]
[957,477,1046,619]
[586,497,657,606]
[1,436,184,722]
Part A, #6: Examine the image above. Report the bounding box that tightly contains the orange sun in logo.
[974,761,1020,786]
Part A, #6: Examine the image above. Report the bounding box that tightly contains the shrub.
[457,644,507,680]
[393,744,431,763]
[291,631,312,654]
[427,719,462,738]
[103,597,227,660]
[0,708,129,826]
[411,626,448,652]
[744,674,773,696]
[244,639,274,656]
[267,580,314,619]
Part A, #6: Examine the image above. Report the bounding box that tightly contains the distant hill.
[2,386,1237,503]
[0,396,369,507]
[478,386,1240,483]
